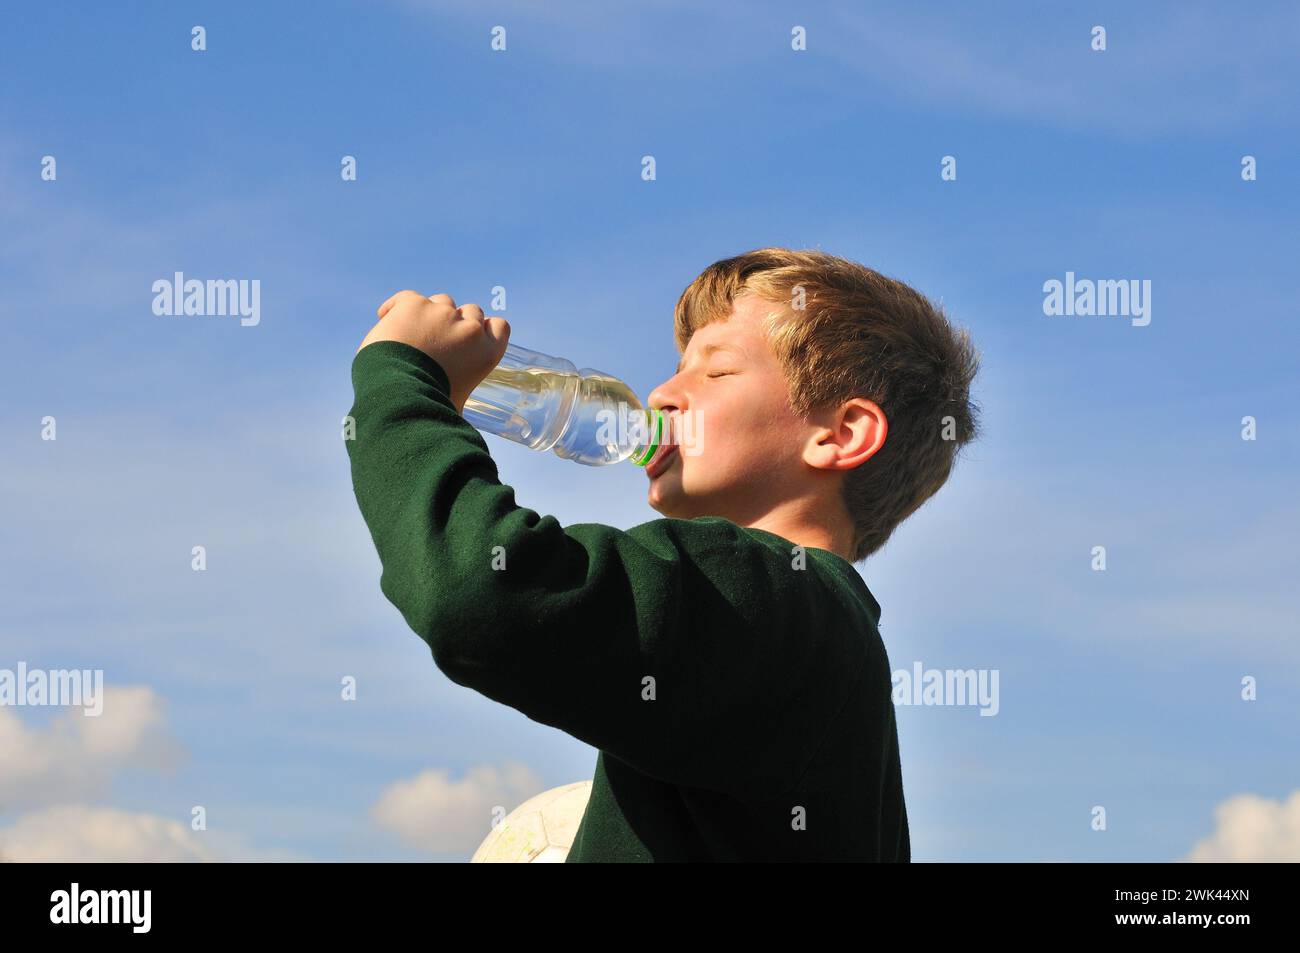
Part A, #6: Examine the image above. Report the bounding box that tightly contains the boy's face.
[645,295,821,523]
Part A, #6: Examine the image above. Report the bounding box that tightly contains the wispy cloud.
[391,1,1300,135]
[820,4,1300,136]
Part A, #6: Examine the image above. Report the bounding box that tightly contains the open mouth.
[645,443,679,478]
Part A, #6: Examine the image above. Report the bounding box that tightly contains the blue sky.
[1,1,1297,861]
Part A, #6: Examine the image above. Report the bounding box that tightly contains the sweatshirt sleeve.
[345,340,874,797]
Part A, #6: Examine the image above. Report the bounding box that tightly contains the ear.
[803,398,887,471]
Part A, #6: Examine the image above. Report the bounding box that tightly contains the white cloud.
[0,805,215,863]
[370,762,545,855]
[0,805,305,863]
[1182,790,1300,861]
[0,684,309,862]
[0,685,184,812]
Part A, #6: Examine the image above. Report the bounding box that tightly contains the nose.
[646,377,682,446]
[646,375,678,416]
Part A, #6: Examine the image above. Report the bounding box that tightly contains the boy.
[346,247,981,861]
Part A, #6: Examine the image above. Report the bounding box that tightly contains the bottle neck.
[630,407,667,467]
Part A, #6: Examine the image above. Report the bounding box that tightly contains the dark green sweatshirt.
[346,340,910,862]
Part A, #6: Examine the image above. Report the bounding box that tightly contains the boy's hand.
[358,291,511,414]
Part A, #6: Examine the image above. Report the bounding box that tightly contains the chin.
[647,482,690,519]
[648,488,714,523]
[647,494,680,518]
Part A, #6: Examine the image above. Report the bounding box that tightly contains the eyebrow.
[676,343,739,375]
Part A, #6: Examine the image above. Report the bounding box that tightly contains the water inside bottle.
[462,342,673,467]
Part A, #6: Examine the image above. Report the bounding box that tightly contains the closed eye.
[706,371,735,378]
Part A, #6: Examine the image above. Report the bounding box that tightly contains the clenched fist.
[357,291,511,414]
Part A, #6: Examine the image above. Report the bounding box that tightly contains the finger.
[427,293,457,309]
[377,289,424,319]
[457,303,484,323]
[484,316,511,354]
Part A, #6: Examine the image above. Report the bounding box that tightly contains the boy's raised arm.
[346,338,880,797]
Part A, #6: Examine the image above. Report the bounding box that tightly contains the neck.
[746,505,855,564]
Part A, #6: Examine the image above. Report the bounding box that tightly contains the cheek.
[691,394,784,472]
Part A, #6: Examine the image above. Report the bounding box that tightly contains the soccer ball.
[470,780,593,863]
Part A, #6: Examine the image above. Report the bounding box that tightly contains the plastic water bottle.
[461,341,671,467]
